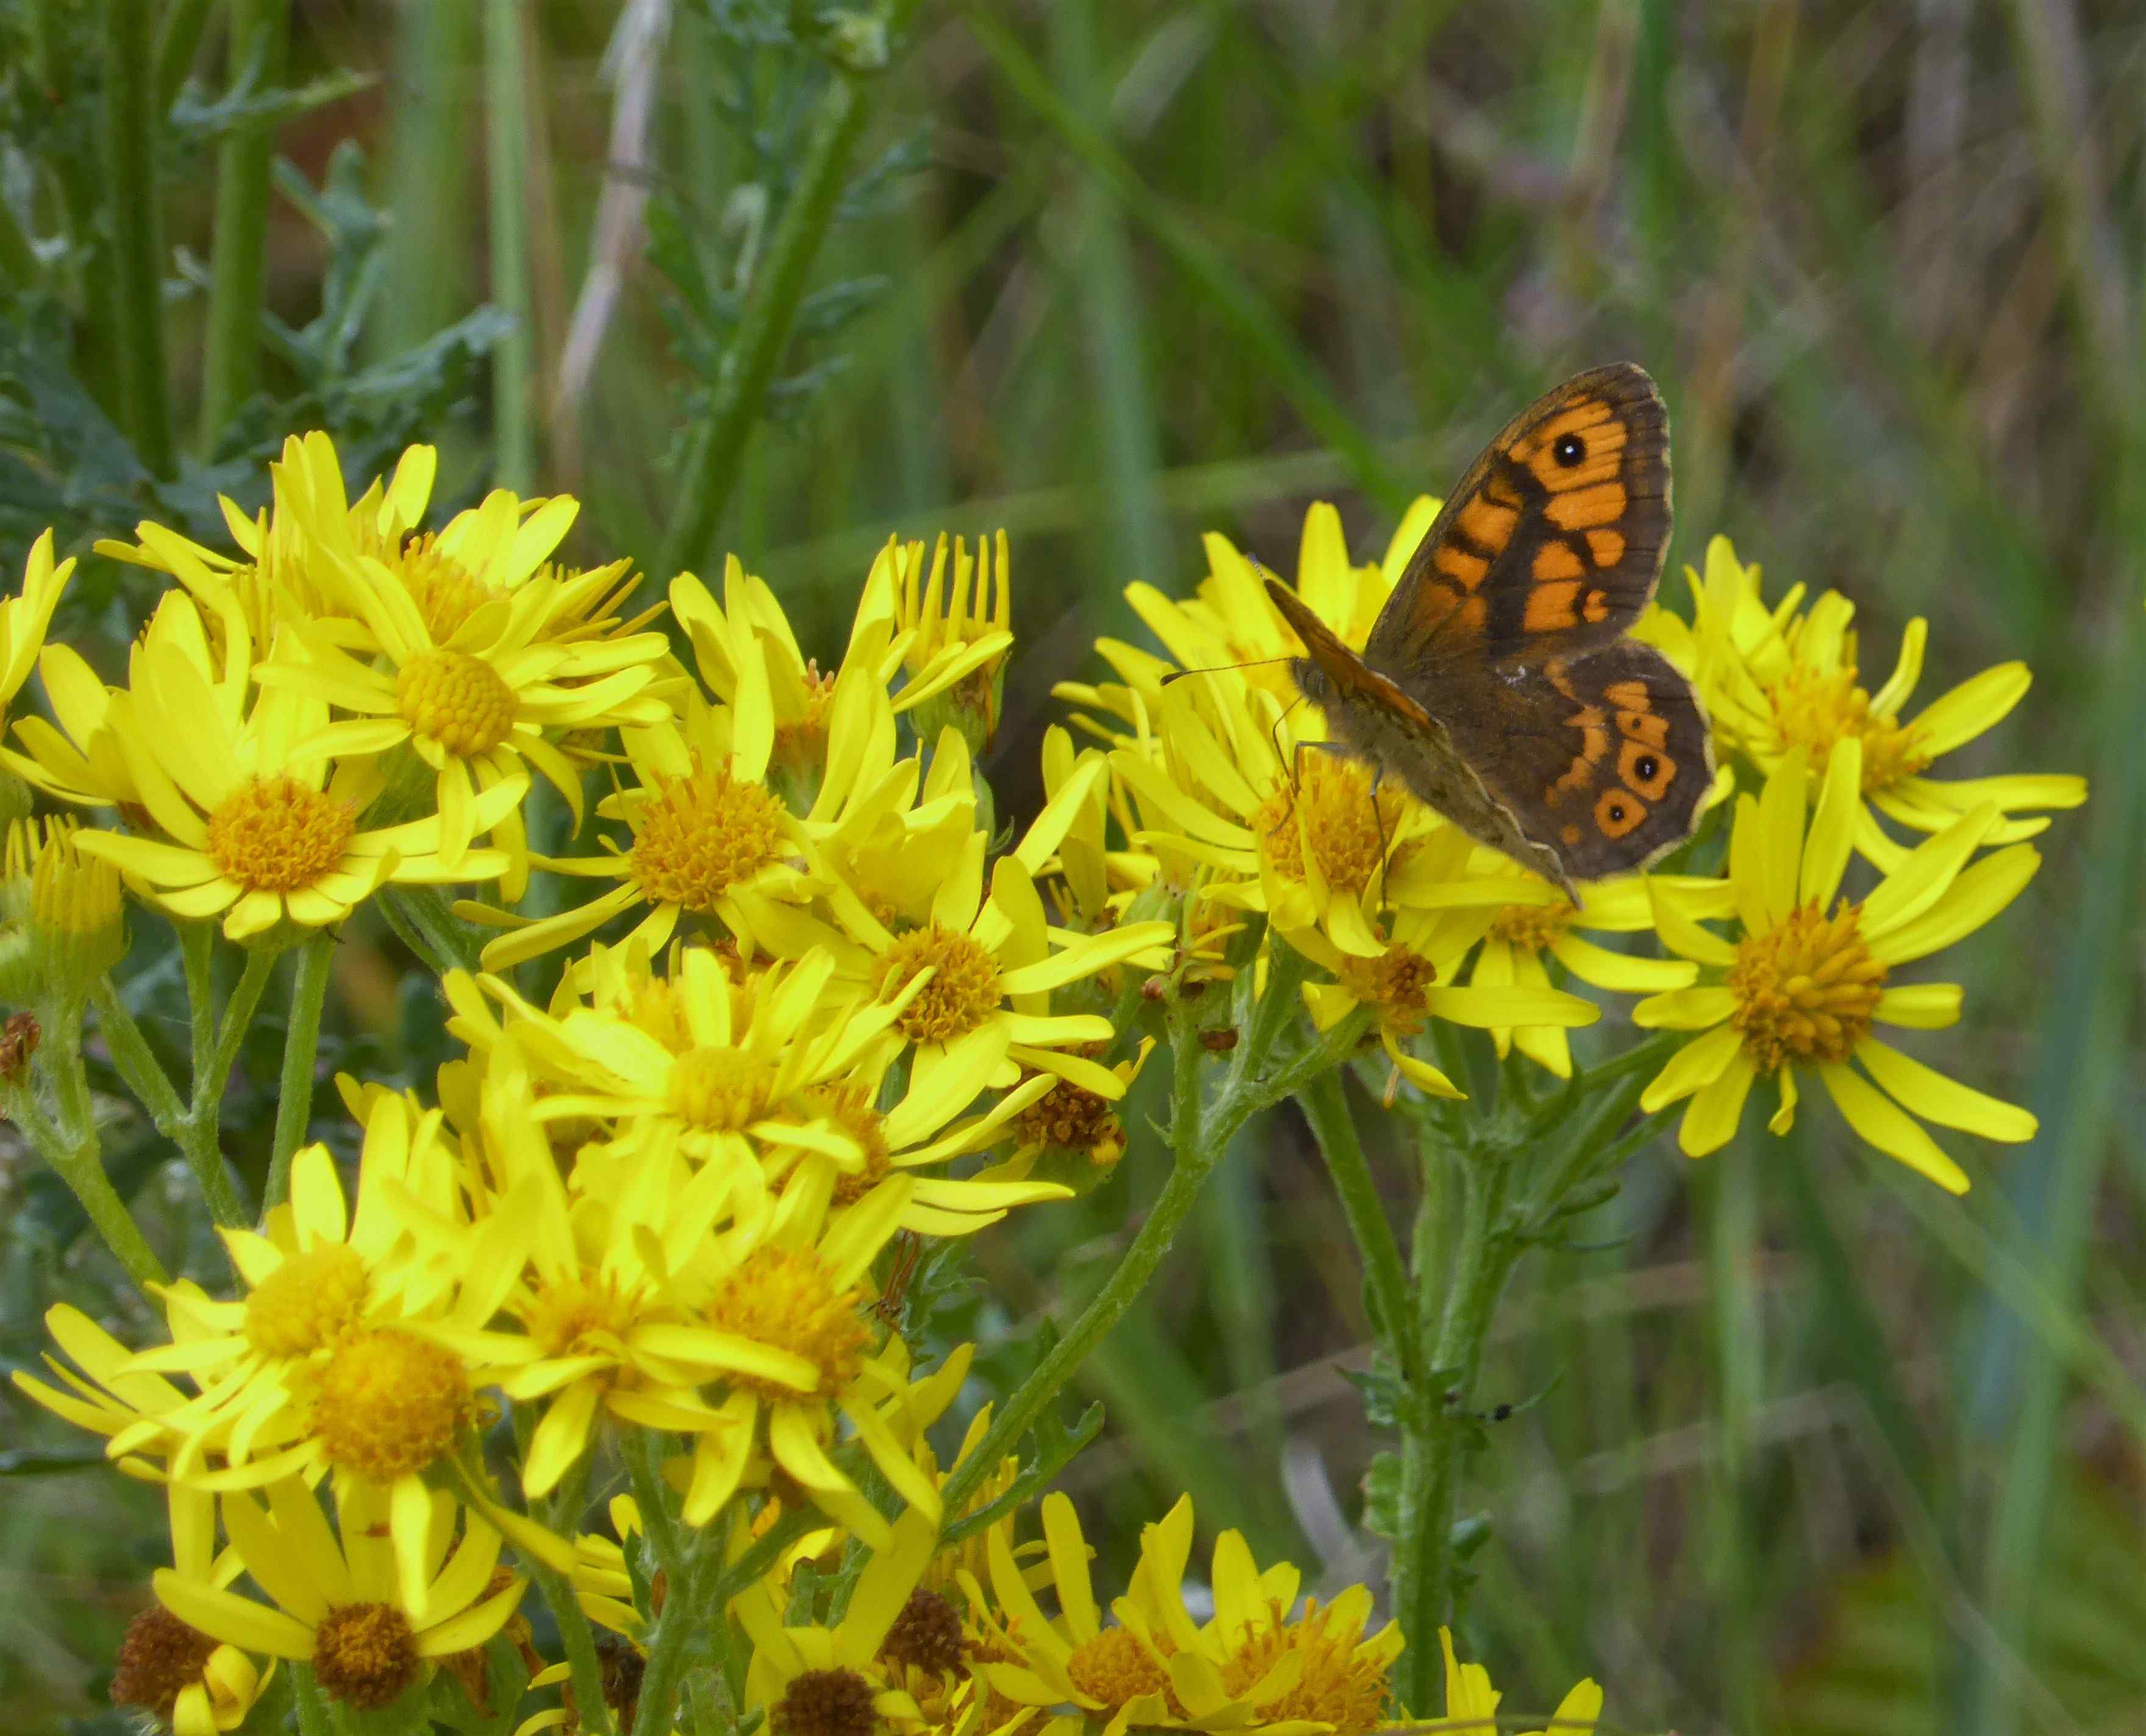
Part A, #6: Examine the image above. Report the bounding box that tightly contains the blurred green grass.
[5,3,2145,1732]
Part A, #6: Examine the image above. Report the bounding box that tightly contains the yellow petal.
[1817,1062,1970,1194]
[1867,845,2039,966]
[153,1571,314,1660]
[1800,740,1860,908]
[1679,1050,1757,1156]
[1911,661,2029,758]
[1639,1023,1743,1113]
[1856,1040,2035,1142]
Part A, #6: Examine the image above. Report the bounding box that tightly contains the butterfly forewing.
[1367,363,1672,673]
[1264,362,1711,889]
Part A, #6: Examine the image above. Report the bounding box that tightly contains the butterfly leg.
[1365,766,1394,922]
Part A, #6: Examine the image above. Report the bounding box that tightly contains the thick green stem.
[1392,1153,1517,1716]
[198,0,288,450]
[91,977,246,1227]
[632,1538,715,1736]
[265,932,335,1207]
[100,0,174,479]
[657,0,928,576]
[484,0,535,490]
[1298,1068,1414,1362]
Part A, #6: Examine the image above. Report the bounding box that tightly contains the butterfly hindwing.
[1436,640,1714,881]
[1367,363,1672,671]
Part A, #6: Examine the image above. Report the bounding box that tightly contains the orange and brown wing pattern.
[1366,363,1672,674]
[1440,640,1713,882]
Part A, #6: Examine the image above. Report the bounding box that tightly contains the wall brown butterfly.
[1267,363,1712,901]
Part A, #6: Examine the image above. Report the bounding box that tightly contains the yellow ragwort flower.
[1681,536,2084,868]
[1635,740,2040,1191]
[154,1479,524,1715]
[68,632,520,940]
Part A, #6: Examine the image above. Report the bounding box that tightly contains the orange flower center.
[1065,1627,1174,1713]
[875,924,1002,1044]
[206,776,355,893]
[1254,755,1404,898]
[111,1606,217,1718]
[1220,1600,1392,1736]
[1336,943,1438,1035]
[395,649,518,755]
[393,534,504,642]
[628,759,788,912]
[245,1243,368,1357]
[312,1602,420,1710]
[796,1081,893,1204]
[772,1666,879,1736]
[309,1327,471,1482]
[1726,899,1889,1070]
[668,1044,777,1132]
[1489,896,1575,954]
[703,1246,869,1399]
[1765,665,1930,791]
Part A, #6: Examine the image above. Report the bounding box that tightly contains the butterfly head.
[1284,653,1337,711]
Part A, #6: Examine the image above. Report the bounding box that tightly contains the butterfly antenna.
[1160,655,1296,687]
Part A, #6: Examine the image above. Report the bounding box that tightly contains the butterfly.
[1265,362,1712,902]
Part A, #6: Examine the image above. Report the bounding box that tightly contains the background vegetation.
[4,2,2143,1732]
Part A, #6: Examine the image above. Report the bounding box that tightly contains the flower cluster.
[1065,505,2064,1187]
[0,427,2070,1736]
[4,440,1178,1729]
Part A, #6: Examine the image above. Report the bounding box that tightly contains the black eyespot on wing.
[1634,754,1658,782]
[1553,433,1586,467]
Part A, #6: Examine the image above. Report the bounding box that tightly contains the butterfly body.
[1268,363,1712,901]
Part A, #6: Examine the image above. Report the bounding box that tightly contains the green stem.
[484,0,535,490]
[1392,1151,1517,1716]
[181,921,216,1088]
[153,0,215,112]
[100,0,174,479]
[657,0,928,576]
[628,1429,690,1597]
[265,932,335,1207]
[91,977,246,1227]
[1704,1148,1764,1730]
[1298,1068,1414,1362]
[182,940,278,1203]
[632,1538,714,1736]
[940,977,1361,1518]
[198,0,288,450]
[9,1074,169,1290]
[709,1506,822,1607]
[528,1556,617,1736]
